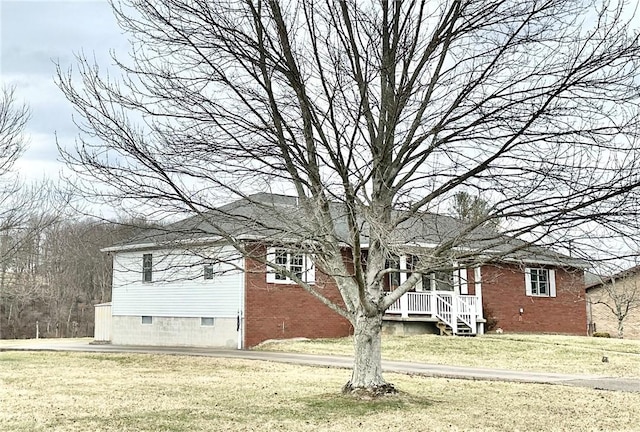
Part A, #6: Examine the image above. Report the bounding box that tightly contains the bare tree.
[0,86,31,339]
[57,1,640,395]
[589,267,640,338]
[0,86,28,178]
[0,88,74,339]
[0,85,31,270]
[0,215,139,339]
[451,191,499,229]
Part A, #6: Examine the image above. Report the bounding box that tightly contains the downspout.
[475,266,484,334]
[237,255,245,350]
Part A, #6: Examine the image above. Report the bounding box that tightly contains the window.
[386,256,401,290]
[416,268,468,293]
[142,254,153,282]
[430,270,454,291]
[290,253,304,279]
[274,249,289,281]
[201,317,215,326]
[525,268,556,297]
[407,256,469,293]
[204,263,214,280]
[141,316,153,324]
[266,248,315,284]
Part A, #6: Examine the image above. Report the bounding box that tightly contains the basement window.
[201,317,215,326]
[141,316,153,325]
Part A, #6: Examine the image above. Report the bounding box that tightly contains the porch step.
[436,320,476,337]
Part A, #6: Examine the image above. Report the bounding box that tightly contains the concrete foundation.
[382,319,439,336]
[112,315,238,348]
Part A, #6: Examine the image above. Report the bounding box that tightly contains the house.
[97,193,588,348]
[586,266,640,338]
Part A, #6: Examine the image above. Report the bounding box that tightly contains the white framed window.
[203,263,214,280]
[141,316,153,325]
[525,268,556,297]
[142,254,153,283]
[407,255,469,294]
[386,256,401,289]
[454,268,469,294]
[429,270,454,291]
[201,317,215,326]
[266,248,315,284]
[421,268,469,293]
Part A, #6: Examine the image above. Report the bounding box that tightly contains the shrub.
[482,303,499,332]
[593,332,611,338]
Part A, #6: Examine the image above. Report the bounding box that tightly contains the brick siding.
[244,244,588,345]
[481,264,587,335]
[244,246,352,347]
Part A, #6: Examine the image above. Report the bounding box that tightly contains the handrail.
[384,291,479,335]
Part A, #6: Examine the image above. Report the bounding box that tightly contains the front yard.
[1,350,640,431]
[258,333,640,377]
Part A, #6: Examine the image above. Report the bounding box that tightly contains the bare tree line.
[0,215,155,339]
[0,85,146,339]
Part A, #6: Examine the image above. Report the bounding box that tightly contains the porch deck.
[384,291,483,335]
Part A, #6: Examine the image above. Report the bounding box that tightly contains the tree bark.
[342,312,396,396]
[617,319,624,339]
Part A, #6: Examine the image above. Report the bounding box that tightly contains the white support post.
[399,255,408,284]
[474,266,484,335]
[474,266,483,318]
[399,255,408,317]
[400,294,409,318]
[451,294,458,334]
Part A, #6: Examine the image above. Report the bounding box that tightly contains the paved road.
[1,338,639,393]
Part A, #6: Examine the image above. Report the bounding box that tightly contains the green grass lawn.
[1,351,640,431]
[258,333,640,377]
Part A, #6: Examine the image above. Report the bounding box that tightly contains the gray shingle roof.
[104,193,587,268]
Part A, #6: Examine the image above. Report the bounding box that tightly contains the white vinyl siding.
[266,248,315,284]
[111,246,243,317]
[525,268,556,297]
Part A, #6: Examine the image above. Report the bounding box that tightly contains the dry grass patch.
[1,351,640,431]
[258,334,640,377]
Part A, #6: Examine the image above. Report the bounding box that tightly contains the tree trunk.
[342,312,396,396]
[617,318,624,339]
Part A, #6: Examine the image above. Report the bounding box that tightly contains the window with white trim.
[386,256,401,289]
[204,263,214,280]
[142,254,153,283]
[525,268,556,297]
[407,256,470,293]
[266,248,315,284]
[419,268,469,293]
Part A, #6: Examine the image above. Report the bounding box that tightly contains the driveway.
[1,338,639,393]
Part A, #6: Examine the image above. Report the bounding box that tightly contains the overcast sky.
[0,0,128,182]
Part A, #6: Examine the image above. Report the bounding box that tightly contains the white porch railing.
[385,291,481,335]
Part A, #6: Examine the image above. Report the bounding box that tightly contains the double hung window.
[525,268,556,297]
[142,254,153,282]
[267,248,315,284]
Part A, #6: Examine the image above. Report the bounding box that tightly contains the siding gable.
[111,246,243,317]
